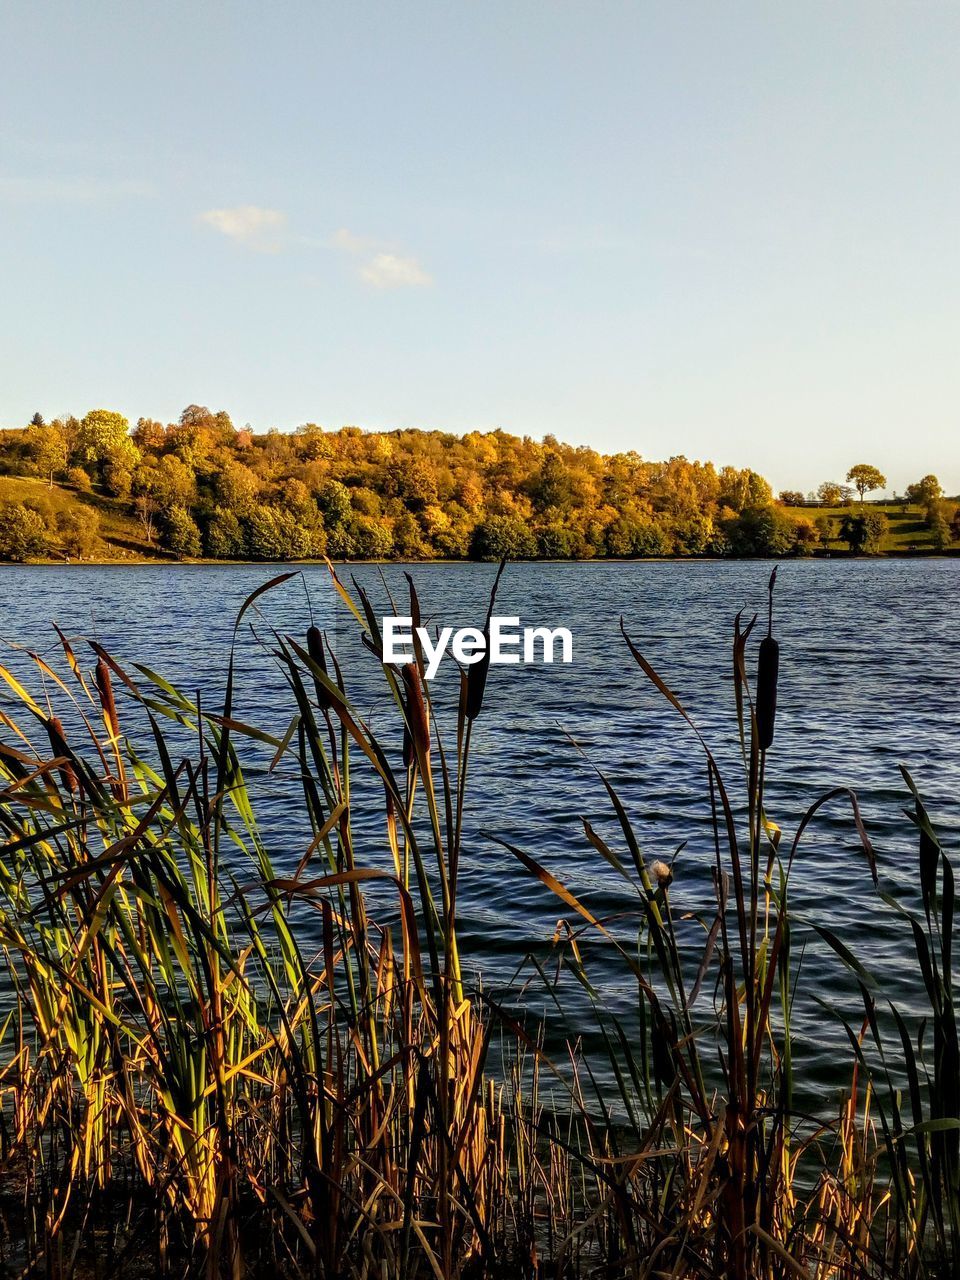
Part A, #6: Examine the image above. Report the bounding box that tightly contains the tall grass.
[0,564,954,1278]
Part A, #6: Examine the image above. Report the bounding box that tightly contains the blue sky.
[1,1,957,493]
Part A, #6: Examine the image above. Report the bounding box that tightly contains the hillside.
[0,475,168,562]
[1,409,958,561]
[783,501,960,554]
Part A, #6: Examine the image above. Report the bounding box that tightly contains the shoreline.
[2,550,959,568]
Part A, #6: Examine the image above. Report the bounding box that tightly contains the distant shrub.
[66,466,93,492]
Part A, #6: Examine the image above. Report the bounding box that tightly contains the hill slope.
[0,476,168,561]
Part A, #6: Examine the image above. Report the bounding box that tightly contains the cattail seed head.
[402,663,430,764]
[756,634,779,751]
[651,859,673,888]
[465,634,490,721]
[306,625,333,711]
[95,658,119,741]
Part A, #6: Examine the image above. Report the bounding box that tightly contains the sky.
[1,1,958,495]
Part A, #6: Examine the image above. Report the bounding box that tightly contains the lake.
[1,558,958,1093]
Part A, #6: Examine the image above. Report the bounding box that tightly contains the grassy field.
[786,500,960,553]
[0,474,166,560]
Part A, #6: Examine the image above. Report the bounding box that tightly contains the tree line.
[0,407,956,561]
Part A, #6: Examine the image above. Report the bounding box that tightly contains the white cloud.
[359,252,432,289]
[331,228,432,289]
[199,205,287,251]
[330,227,376,254]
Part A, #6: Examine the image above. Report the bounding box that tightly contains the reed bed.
[0,565,954,1279]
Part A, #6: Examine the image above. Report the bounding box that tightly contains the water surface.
[2,559,957,1092]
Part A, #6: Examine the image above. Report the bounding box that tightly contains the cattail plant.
[0,565,949,1280]
[756,566,780,751]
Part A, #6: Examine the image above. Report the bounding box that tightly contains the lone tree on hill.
[846,464,886,507]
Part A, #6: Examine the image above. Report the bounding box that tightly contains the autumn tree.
[74,409,141,487]
[905,474,942,507]
[25,422,68,487]
[132,418,168,451]
[718,467,773,513]
[816,481,846,505]
[0,502,49,560]
[55,507,100,559]
[846,464,886,506]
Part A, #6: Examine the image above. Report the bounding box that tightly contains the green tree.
[318,480,353,530]
[162,506,202,560]
[391,512,430,559]
[469,515,537,561]
[0,502,49,561]
[246,504,317,560]
[604,516,669,558]
[349,515,393,559]
[839,510,887,554]
[925,501,952,551]
[814,514,835,549]
[215,461,260,514]
[536,522,581,558]
[718,467,773,513]
[726,506,805,557]
[846,464,886,507]
[531,454,574,511]
[149,455,197,511]
[205,508,248,559]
